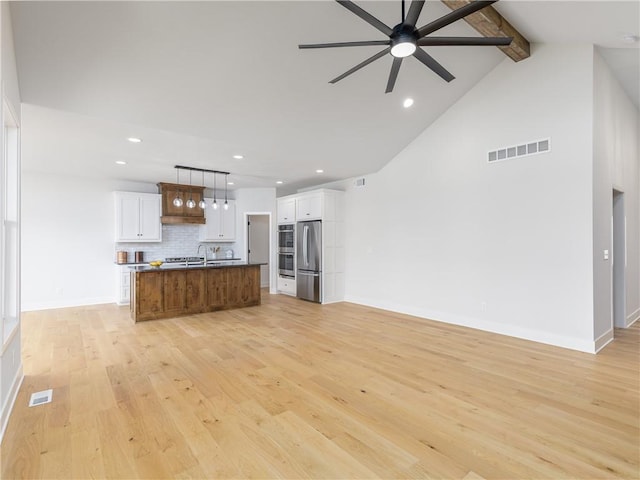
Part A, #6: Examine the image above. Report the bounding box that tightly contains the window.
[2,98,20,346]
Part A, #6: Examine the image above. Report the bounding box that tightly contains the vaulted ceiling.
[10,1,639,193]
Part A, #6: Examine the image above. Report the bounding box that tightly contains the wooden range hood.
[157,182,206,224]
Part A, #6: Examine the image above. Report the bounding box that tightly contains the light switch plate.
[604,249,609,260]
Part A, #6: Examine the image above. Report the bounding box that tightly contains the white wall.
[21,172,124,310]
[344,44,599,352]
[1,1,23,440]
[593,51,640,340]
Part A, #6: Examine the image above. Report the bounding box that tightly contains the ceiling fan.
[299,0,513,93]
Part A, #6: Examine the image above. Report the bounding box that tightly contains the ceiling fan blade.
[417,0,497,38]
[412,48,455,82]
[418,36,513,46]
[404,0,425,27]
[329,47,391,84]
[335,0,394,36]
[385,57,403,93]
[299,40,391,49]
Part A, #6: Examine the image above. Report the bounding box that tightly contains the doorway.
[612,189,626,328]
[247,214,270,288]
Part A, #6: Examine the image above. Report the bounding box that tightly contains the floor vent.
[488,138,551,163]
[28,389,53,407]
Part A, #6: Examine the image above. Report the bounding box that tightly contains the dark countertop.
[115,258,242,266]
[128,261,265,272]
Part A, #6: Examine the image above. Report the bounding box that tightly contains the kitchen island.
[129,262,262,322]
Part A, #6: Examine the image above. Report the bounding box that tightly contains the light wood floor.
[2,292,639,479]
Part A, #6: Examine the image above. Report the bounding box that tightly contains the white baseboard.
[344,295,597,354]
[0,365,23,443]
[21,296,115,312]
[276,290,296,297]
[594,329,614,352]
[321,298,343,305]
[626,308,640,327]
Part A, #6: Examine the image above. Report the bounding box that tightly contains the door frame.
[612,188,626,328]
[243,212,275,294]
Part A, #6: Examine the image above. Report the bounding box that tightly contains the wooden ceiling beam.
[440,0,530,62]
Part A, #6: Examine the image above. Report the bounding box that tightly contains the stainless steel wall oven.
[278,224,295,278]
[278,224,295,252]
[278,252,295,278]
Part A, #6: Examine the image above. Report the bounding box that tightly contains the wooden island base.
[130,264,261,322]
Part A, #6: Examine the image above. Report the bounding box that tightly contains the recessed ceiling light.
[115,160,127,165]
[127,137,142,143]
[403,98,414,108]
[276,181,283,184]
[233,154,244,159]
[227,182,234,185]
[316,169,324,174]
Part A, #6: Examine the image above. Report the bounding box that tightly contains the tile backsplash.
[115,224,237,262]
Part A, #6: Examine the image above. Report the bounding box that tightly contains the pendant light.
[224,173,229,210]
[198,171,207,209]
[172,168,183,207]
[212,172,218,210]
[186,170,196,209]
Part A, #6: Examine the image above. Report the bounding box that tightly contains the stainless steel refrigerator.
[296,220,321,302]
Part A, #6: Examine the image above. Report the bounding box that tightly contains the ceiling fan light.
[391,41,416,58]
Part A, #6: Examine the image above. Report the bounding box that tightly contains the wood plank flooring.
[2,292,639,479]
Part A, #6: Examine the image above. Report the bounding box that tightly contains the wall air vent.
[487,138,551,163]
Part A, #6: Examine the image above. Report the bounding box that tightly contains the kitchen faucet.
[197,244,208,265]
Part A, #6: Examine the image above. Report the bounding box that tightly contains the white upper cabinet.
[276,189,345,304]
[115,192,162,242]
[277,198,296,224]
[295,194,322,221]
[199,199,236,241]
